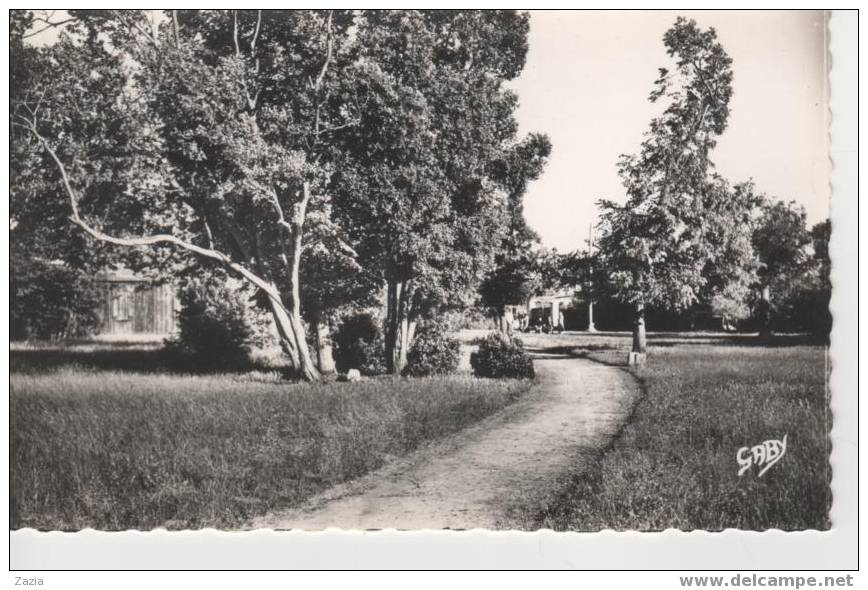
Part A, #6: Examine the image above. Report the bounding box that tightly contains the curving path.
[251,350,640,531]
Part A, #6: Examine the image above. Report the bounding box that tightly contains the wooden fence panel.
[95,279,178,336]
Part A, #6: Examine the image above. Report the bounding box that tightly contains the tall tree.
[751,199,812,338]
[332,10,541,373]
[699,177,763,326]
[299,210,379,373]
[479,133,552,332]
[776,218,833,339]
[11,10,363,381]
[10,11,121,274]
[595,17,736,354]
[805,219,832,338]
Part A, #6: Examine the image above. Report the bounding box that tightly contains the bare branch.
[267,190,294,233]
[315,117,360,135]
[20,116,284,304]
[148,11,160,44]
[313,11,334,92]
[250,10,262,53]
[335,237,360,259]
[22,17,76,40]
[301,235,360,263]
[202,219,214,249]
[233,10,241,58]
[233,10,257,110]
[251,10,262,75]
[310,11,335,140]
[172,10,180,46]
[294,183,313,227]
[31,89,47,119]
[111,10,160,48]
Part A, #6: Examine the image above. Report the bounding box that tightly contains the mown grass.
[10,345,532,531]
[504,333,831,531]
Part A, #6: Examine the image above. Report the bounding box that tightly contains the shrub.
[403,327,460,377]
[168,277,271,369]
[470,331,535,379]
[11,258,101,341]
[333,312,387,375]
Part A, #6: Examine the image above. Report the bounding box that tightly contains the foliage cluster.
[167,275,275,370]
[470,331,535,379]
[402,326,461,377]
[11,254,102,341]
[9,9,550,379]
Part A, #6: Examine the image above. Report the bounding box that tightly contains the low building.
[96,270,178,336]
[524,287,582,331]
[502,286,591,332]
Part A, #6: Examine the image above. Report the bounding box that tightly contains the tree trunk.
[493,307,515,334]
[385,278,415,374]
[266,295,298,360]
[251,225,318,382]
[287,307,318,381]
[399,316,417,370]
[28,115,322,379]
[759,283,773,340]
[494,307,506,334]
[263,292,318,381]
[632,302,647,354]
[385,279,400,374]
[280,182,320,382]
[313,314,336,374]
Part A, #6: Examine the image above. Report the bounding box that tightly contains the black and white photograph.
[5,6,859,573]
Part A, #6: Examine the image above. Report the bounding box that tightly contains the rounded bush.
[470,331,535,379]
[333,312,387,375]
[168,277,270,370]
[403,328,460,377]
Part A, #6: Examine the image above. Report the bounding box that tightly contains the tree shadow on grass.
[527,331,825,349]
[525,344,623,364]
[525,332,825,370]
[645,333,826,348]
[10,343,292,377]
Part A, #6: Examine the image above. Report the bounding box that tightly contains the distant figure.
[504,308,514,335]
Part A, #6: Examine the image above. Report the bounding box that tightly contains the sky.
[510,10,830,251]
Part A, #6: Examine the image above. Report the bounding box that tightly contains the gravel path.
[251,351,640,531]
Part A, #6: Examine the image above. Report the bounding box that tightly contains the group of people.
[518,313,565,334]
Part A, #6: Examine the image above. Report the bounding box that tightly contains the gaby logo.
[737,435,787,477]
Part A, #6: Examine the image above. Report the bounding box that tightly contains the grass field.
[10,332,831,532]
[503,331,831,531]
[10,341,531,530]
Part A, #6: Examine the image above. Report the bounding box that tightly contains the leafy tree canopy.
[596,17,739,313]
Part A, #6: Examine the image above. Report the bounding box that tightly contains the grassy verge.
[11,348,531,531]
[503,334,831,531]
